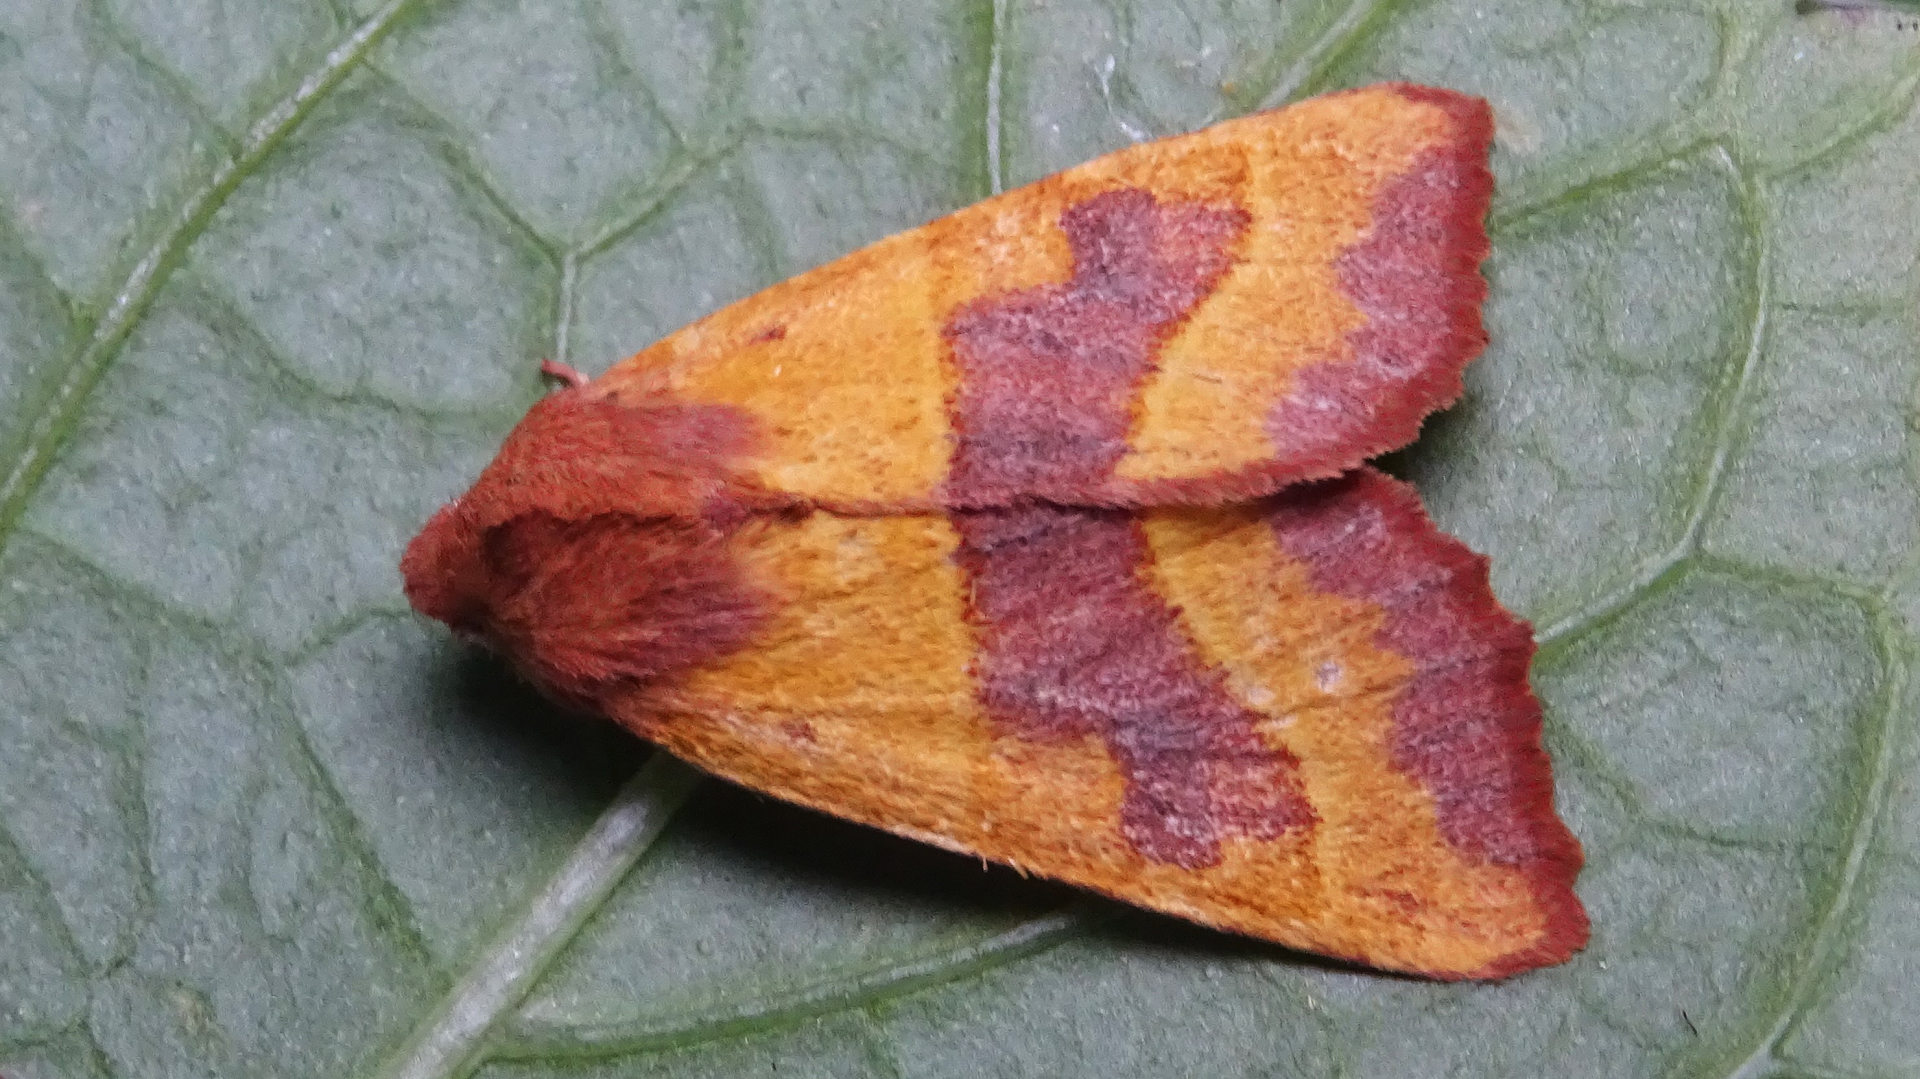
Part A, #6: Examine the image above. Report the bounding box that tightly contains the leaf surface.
[2,2,1918,1077]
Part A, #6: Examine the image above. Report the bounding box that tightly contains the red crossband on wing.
[1242,85,1493,495]
[954,504,1316,870]
[941,188,1248,505]
[1252,471,1587,976]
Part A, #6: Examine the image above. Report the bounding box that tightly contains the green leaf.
[2,1,1917,1076]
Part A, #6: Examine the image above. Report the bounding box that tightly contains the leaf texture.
[1,1,1918,1077]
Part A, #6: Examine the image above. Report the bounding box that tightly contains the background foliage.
[2,1,1918,1076]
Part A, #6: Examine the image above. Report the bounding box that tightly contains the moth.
[402,83,1588,980]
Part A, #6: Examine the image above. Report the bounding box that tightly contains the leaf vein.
[1537,145,1773,649]
[1715,607,1911,1079]
[0,0,431,555]
[492,904,1093,1061]
[366,752,700,1079]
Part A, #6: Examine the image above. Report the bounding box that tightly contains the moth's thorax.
[399,386,775,707]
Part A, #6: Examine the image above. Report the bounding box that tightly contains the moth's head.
[404,508,763,708]
[400,389,775,710]
[400,498,492,636]
[398,388,570,640]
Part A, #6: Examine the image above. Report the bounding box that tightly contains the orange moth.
[402,83,1587,979]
